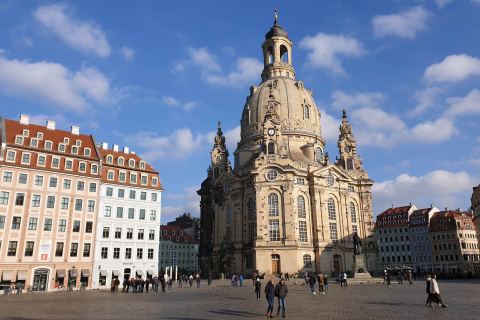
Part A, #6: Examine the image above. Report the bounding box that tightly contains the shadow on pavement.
[209,309,264,317]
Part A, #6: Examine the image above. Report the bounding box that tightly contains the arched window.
[304,105,310,119]
[140,161,145,169]
[280,45,289,64]
[267,47,274,64]
[268,193,279,216]
[350,202,357,223]
[247,198,256,220]
[328,198,336,220]
[303,254,312,268]
[106,155,113,164]
[297,195,306,218]
[118,157,124,166]
[315,147,323,163]
[267,142,275,155]
[129,159,135,168]
[346,158,354,170]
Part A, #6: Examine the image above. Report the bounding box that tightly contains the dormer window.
[130,173,137,184]
[22,129,29,137]
[119,171,126,182]
[106,155,113,164]
[44,141,53,150]
[140,161,145,169]
[15,135,23,145]
[21,152,31,164]
[51,157,60,168]
[152,178,158,186]
[129,159,135,168]
[65,159,73,170]
[37,132,43,140]
[91,164,98,174]
[6,150,15,162]
[63,137,69,144]
[75,140,81,147]
[58,144,66,152]
[84,148,91,157]
[107,170,114,180]
[37,155,46,166]
[118,157,124,166]
[71,146,78,154]
[29,138,38,147]
[79,162,86,172]
[141,175,148,185]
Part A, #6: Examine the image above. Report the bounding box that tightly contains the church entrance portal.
[271,254,280,275]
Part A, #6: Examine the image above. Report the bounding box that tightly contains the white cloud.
[445,89,480,117]
[373,170,476,214]
[119,46,135,60]
[424,54,480,83]
[205,57,262,87]
[162,96,180,106]
[163,185,200,221]
[174,47,220,74]
[331,90,384,110]
[409,86,443,117]
[372,6,429,39]
[435,0,454,8]
[162,95,198,111]
[29,113,67,127]
[319,109,341,143]
[34,4,111,57]
[0,52,112,112]
[299,33,366,75]
[410,117,456,143]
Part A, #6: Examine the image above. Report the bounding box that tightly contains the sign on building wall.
[39,240,52,261]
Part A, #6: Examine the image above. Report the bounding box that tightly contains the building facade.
[167,213,200,242]
[374,205,416,270]
[92,144,162,288]
[159,225,198,275]
[198,16,375,277]
[409,207,438,272]
[472,185,480,249]
[430,210,480,275]
[0,115,100,291]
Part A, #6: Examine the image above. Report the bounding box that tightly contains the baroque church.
[198,14,376,277]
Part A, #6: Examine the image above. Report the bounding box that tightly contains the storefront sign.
[39,240,52,261]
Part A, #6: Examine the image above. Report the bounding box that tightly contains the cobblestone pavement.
[0,279,479,320]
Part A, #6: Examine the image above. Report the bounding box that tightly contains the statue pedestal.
[350,254,377,284]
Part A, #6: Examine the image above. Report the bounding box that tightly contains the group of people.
[425,274,447,308]
[177,274,202,288]
[383,270,413,286]
[304,272,330,294]
[230,274,244,287]
[120,277,159,293]
[2,282,27,295]
[263,278,288,318]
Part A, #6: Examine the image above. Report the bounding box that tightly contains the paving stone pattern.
[0,279,479,320]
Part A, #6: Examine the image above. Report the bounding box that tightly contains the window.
[269,220,280,241]
[37,155,46,166]
[150,210,156,221]
[55,242,64,257]
[129,190,136,199]
[44,218,52,231]
[352,225,358,233]
[266,169,278,181]
[149,229,155,240]
[141,175,147,185]
[140,161,145,169]
[61,197,69,210]
[75,199,83,211]
[30,138,38,147]
[72,220,80,232]
[72,146,78,155]
[3,171,12,182]
[85,221,93,233]
[129,159,135,168]
[151,193,157,202]
[28,217,38,230]
[100,206,111,219]
[46,195,55,208]
[15,193,25,206]
[326,173,335,186]
[304,105,310,119]
[65,159,73,170]
[113,248,120,259]
[118,157,124,166]
[49,177,58,188]
[12,216,21,229]
[297,195,306,218]
[126,208,134,219]
[139,209,146,220]
[152,178,158,186]
[63,179,71,189]
[18,173,28,184]
[148,249,154,259]
[70,243,78,257]
[327,198,336,220]
[88,200,95,212]
[15,135,24,144]
[330,222,338,240]
[118,189,125,198]
[346,158,354,170]
[91,164,98,174]
[83,243,91,257]
[58,219,66,232]
[349,202,357,223]
[31,194,41,207]
[299,220,308,242]
[267,142,275,155]
[0,215,5,229]
[115,228,122,239]
[315,147,323,163]
[116,207,123,218]
[34,175,43,186]
[101,247,108,259]
[119,172,126,182]
[0,191,9,205]
[303,254,312,268]
[268,193,279,216]
[8,241,17,256]
[51,157,60,168]
[21,152,31,164]
[125,248,132,259]
[45,141,52,150]
[24,241,35,256]
[77,181,84,191]
[126,228,133,239]
[138,229,144,240]
[84,148,91,156]
[107,171,114,180]
[130,173,137,184]
[102,227,110,238]
[106,187,113,197]
[106,155,113,164]
[6,150,16,162]
[137,248,143,259]
[140,191,147,200]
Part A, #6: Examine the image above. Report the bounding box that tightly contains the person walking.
[318,273,325,294]
[196,274,201,288]
[397,271,403,284]
[255,278,261,299]
[207,273,212,286]
[265,280,275,318]
[323,274,328,292]
[239,274,244,287]
[308,273,316,294]
[430,275,447,308]
[275,279,288,318]
[425,274,432,307]
[341,272,348,287]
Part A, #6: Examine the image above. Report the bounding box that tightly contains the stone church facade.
[198,16,376,277]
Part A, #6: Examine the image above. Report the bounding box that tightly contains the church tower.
[199,12,376,277]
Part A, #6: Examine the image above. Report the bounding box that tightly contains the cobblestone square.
[0,279,479,320]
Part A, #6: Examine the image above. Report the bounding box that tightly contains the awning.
[112,270,120,277]
[147,270,154,276]
[17,270,27,281]
[56,269,65,278]
[81,269,90,277]
[99,270,107,277]
[136,270,144,276]
[2,270,13,281]
[69,269,78,277]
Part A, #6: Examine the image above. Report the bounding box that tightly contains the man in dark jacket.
[275,279,288,318]
[254,278,261,299]
[264,280,275,318]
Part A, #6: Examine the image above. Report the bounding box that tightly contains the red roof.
[160,225,197,243]
[430,210,475,232]
[409,208,432,227]
[375,205,412,229]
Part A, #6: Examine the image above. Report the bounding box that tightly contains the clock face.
[268,128,275,136]
[344,146,351,153]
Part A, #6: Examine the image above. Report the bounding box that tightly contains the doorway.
[124,268,131,281]
[271,254,280,275]
[333,254,341,275]
[32,268,49,292]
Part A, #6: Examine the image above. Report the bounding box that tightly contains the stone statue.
[353,232,362,255]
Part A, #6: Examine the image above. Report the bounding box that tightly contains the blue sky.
[0,0,479,222]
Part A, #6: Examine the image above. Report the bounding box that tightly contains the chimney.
[131,151,136,155]
[102,142,108,150]
[123,146,130,154]
[71,125,80,135]
[19,114,30,125]
[113,144,119,152]
[46,120,56,130]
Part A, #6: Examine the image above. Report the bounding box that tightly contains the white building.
[92,144,162,289]
[409,206,439,272]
